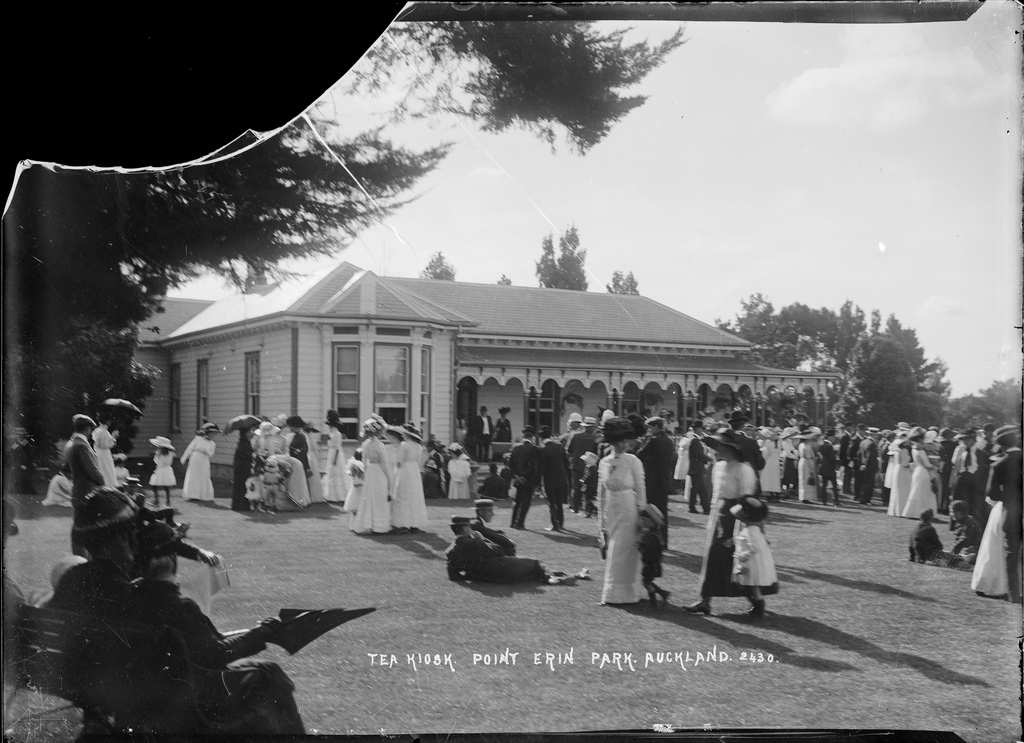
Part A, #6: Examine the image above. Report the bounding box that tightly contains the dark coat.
[288,431,310,474]
[47,557,133,618]
[638,532,663,580]
[446,534,544,583]
[819,440,837,476]
[860,438,879,474]
[910,522,943,562]
[735,431,766,471]
[64,434,106,521]
[477,473,510,500]
[638,431,676,498]
[688,435,711,471]
[986,448,1022,538]
[950,515,982,555]
[471,518,517,556]
[538,440,571,494]
[232,434,254,510]
[847,435,864,468]
[567,430,599,476]
[509,440,541,487]
[128,580,267,669]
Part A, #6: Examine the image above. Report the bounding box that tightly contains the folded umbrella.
[272,607,376,655]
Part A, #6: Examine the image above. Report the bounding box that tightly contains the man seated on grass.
[908,509,943,564]
[446,516,588,585]
[471,499,516,556]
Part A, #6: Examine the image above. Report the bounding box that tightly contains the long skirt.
[798,459,817,502]
[601,489,643,604]
[351,464,390,534]
[901,467,937,519]
[391,462,429,529]
[971,502,1009,597]
[887,465,912,516]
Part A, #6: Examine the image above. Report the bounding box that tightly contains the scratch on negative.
[446,677,489,742]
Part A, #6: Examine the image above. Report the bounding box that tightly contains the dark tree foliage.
[946,379,1023,428]
[607,270,639,295]
[420,252,456,280]
[4,122,448,457]
[535,226,587,291]
[352,22,686,154]
[839,335,918,427]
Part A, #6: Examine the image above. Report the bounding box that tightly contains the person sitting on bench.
[127,520,305,735]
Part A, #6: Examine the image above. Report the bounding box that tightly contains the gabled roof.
[387,276,748,347]
[138,298,215,343]
[163,260,748,348]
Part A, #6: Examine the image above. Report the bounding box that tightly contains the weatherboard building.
[134,262,834,477]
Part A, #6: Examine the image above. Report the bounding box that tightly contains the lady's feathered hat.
[72,486,138,538]
[401,423,423,443]
[705,428,745,457]
[148,436,175,450]
[602,417,637,443]
[361,414,387,436]
[498,407,511,416]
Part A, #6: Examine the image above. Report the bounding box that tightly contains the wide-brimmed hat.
[907,426,926,441]
[449,515,472,533]
[645,416,665,427]
[448,442,465,453]
[993,424,1020,443]
[895,421,910,430]
[602,417,637,443]
[361,415,386,436]
[257,421,280,437]
[384,425,406,440]
[582,416,597,427]
[866,427,881,435]
[72,414,97,429]
[567,412,583,424]
[729,496,768,523]
[600,409,616,425]
[72,486,138,537]
[286,415,308,429]
[271,414,288,428]
[640,503,664,526]
[521,425,536,436]
[148,436,175,450]
[135,520,180,559]
[498,406,511,415]
[727,410,750,425]
[197,421,221,435]
[538,425,553,439]
[705,428,745,457]
[401,423,423,443]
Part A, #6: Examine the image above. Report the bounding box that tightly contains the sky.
[169,1,1024,398]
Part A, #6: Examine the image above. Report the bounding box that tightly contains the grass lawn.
[3,488,1020,742]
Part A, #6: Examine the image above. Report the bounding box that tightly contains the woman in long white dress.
[254,421,308,510]
[181,423,218,502]
[971,494,1009,597]
[322,410,349,503]
[797,430,820,503]
[759,429,783,497]
[92,415,119,488]
[351,416,393,535]
[391,424,429,532]
[597,417,647,605]
[447,445,472,500]
[901,429,938,519]
[887,434,913,516]
[304,425,325,504]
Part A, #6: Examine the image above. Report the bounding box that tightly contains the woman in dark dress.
[493,407,513,444]
[231,426,256,511]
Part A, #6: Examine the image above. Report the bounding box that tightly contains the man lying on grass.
[445,516,589,585]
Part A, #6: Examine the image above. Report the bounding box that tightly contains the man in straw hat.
[638,416,676,548]
[446,516,588,584]
[508,426,541,530]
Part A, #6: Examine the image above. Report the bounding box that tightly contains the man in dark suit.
[937,427,958,514]
[847,425,865,497]
[973,423,998,525]
[837,425,854,494]
[471,498,517,556]
[857,427,881,504]
[986,425,1022,603]
[638,416,676,547]
[64,414,107,556]
[819,431,840,505]
[567,416,599,514]
[538,426,570,531]
[687,421,712,514]
[468,406,494,462]
[508,426,541,530]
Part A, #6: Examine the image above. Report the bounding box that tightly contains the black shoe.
[658,589,671,604]
[684,600,711,615]
[689,508,699,513]
[747,600,766,618]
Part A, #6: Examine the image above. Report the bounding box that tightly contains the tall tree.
[607,270,639,295]
[497,274,512,285]
[535,226,588,290]
[351,22,686,154]
[838,335,918,426]
[946,379,1023,427]
[884,314,950,395]
[420,252,456,280]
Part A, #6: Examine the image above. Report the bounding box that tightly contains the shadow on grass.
[450,579,545,597]
[616,602,860,673]
[378,531,450,561]
[752,613,991,687]
[775,564,938,603]
[239,504,345,522]
[759,505,830,525]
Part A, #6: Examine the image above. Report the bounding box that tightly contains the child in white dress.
[148,436,177,507]
[731,497,778,618]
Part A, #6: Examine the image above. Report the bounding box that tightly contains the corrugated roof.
[458,347,779,374]
[138,298,214,343]
[387,277,748,347]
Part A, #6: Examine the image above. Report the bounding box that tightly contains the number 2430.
[739,651,775,663]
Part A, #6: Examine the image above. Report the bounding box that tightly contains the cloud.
[918,295,968,317]
[767,26,1003,130]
